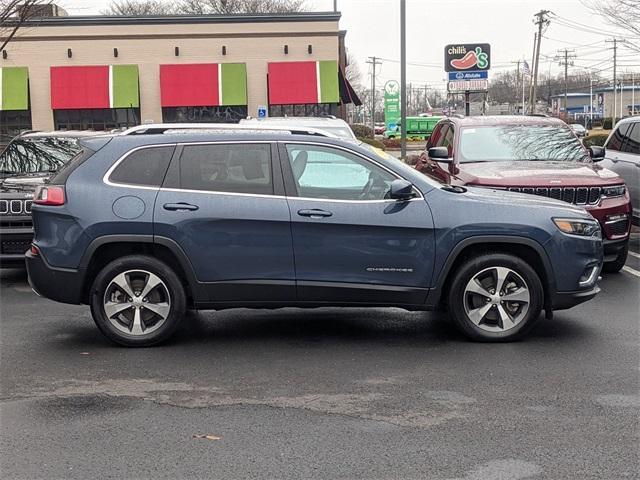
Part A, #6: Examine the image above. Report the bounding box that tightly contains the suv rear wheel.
[89,255,186,347]
[447,253,543,342]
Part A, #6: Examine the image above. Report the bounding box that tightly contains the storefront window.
[0,110,33,139]
[53,108,140,131]
[162,106,248,123]
[269,104,338,117]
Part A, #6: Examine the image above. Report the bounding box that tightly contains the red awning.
[50,66,110,109]
[268,61,319,105]
[160,64,218,107]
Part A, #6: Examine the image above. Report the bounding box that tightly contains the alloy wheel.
[103,270,171,336]
[463,266,531,332]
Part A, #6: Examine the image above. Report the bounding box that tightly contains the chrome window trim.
[104,139,424,203]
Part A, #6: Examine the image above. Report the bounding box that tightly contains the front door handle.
[163,202,199,212]
[297,208,333,218]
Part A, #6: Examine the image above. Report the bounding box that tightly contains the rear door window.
[109,146,175,187]
[176,143,273,195]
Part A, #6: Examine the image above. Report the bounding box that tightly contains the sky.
[58,0,639,91]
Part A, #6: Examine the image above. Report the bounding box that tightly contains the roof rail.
[120,123,338,138]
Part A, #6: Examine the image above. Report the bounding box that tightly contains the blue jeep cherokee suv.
[26,131,603,346]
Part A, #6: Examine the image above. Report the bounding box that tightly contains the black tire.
[602,242,628,273]
[89,255,186,347]
[447,253,543,342]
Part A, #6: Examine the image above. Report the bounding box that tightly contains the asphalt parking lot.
[1,236,639,480]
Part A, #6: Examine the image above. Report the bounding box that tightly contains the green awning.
[0,67,29,111]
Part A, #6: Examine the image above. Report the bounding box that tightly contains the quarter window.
[285,144,395,201]
[109,146,174,187]
[177,143,273,195]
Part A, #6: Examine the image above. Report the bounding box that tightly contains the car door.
[604,121,640,213]
[154,141,295,303]
[280,142,435,306]
[422,123,454,184]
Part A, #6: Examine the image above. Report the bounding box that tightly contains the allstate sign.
[448,71,488,81]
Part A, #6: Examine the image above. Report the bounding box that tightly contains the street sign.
[444,44,491,72]
[448,70,488,81]
[447,79,489,92]
[257,105,267,118]
[383,80,400,129]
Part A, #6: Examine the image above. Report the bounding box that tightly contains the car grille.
[0,239,32,255]
[507,186,602,205]
[0,199,33,215]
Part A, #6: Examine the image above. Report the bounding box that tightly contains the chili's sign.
[444,44,491,72]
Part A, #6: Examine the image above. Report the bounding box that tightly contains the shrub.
[602,118,613,130]
[358,137,386,150]
[583,134,608,147]
[382,138,402,149]
[350,124,373,138]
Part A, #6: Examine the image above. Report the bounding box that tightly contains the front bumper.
[25,250,85,304]
[603,237,628,263]
[0,228,33,267]
[551,284,601,311]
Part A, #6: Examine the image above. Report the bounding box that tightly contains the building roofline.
[11,11,341,27]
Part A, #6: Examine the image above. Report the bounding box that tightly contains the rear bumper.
[25,250,85,304]
[551,285,601,311]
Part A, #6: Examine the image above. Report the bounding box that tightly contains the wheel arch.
[79,235,203,306]
[427,236,555,310]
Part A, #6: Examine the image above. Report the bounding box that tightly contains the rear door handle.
[163,202,199,212]
[297,208,333,218]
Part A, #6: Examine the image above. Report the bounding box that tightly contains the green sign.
[384,80,400,129]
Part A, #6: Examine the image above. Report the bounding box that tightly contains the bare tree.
[102,0,178,15]
[581,0,640,38]
[1,0,52,52]
[179,0,305,14]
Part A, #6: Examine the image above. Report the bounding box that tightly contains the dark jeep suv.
[415,116,632,272]
[0,131,95,266]
[27,130,603,346]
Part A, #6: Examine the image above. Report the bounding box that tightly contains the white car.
[569,123,587,138]
[240,116,357,142]
[601,117,640,225]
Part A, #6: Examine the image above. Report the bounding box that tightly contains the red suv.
[415,116,632,272]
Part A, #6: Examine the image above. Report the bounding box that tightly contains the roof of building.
[446,115,566,127]
[550,92,591,99]
[14,12,341,27]
[594,85,638,93]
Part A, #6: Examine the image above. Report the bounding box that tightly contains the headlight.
[553,218,601,237]
[602,185,626,198]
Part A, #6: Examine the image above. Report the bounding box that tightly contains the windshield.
[0,137,82,174]
[458,125,588,163]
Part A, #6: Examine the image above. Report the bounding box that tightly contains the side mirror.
[428,146,452,162]
[589,145,605,162]
[389,179,416,200]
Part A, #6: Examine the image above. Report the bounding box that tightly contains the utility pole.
[510,60,521,114]
[400,0,407,159]
[531,10,550,114]
[333,0,337,12]
[605,38,626,121]
[527,32,537,113]
[366,56,382,134]
[555,48,576,120]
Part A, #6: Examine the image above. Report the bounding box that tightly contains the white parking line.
[622,266,640,278]
[628,251,640,259]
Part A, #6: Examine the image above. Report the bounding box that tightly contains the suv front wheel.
[447,253,543,342]
[90,255,186,347]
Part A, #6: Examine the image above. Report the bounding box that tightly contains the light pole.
[590,75,593,126]
[400,0,406,159]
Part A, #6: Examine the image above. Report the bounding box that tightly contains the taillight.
[34,185,65,206]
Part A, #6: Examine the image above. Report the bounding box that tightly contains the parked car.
[600,116,639,225]
[0,131,97,266]
[240,116,357,142]
[384,116,442,140]
[414,116,632,272]
[27,130,602,346]
[570,123,587,138]
[374,123,386,135]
